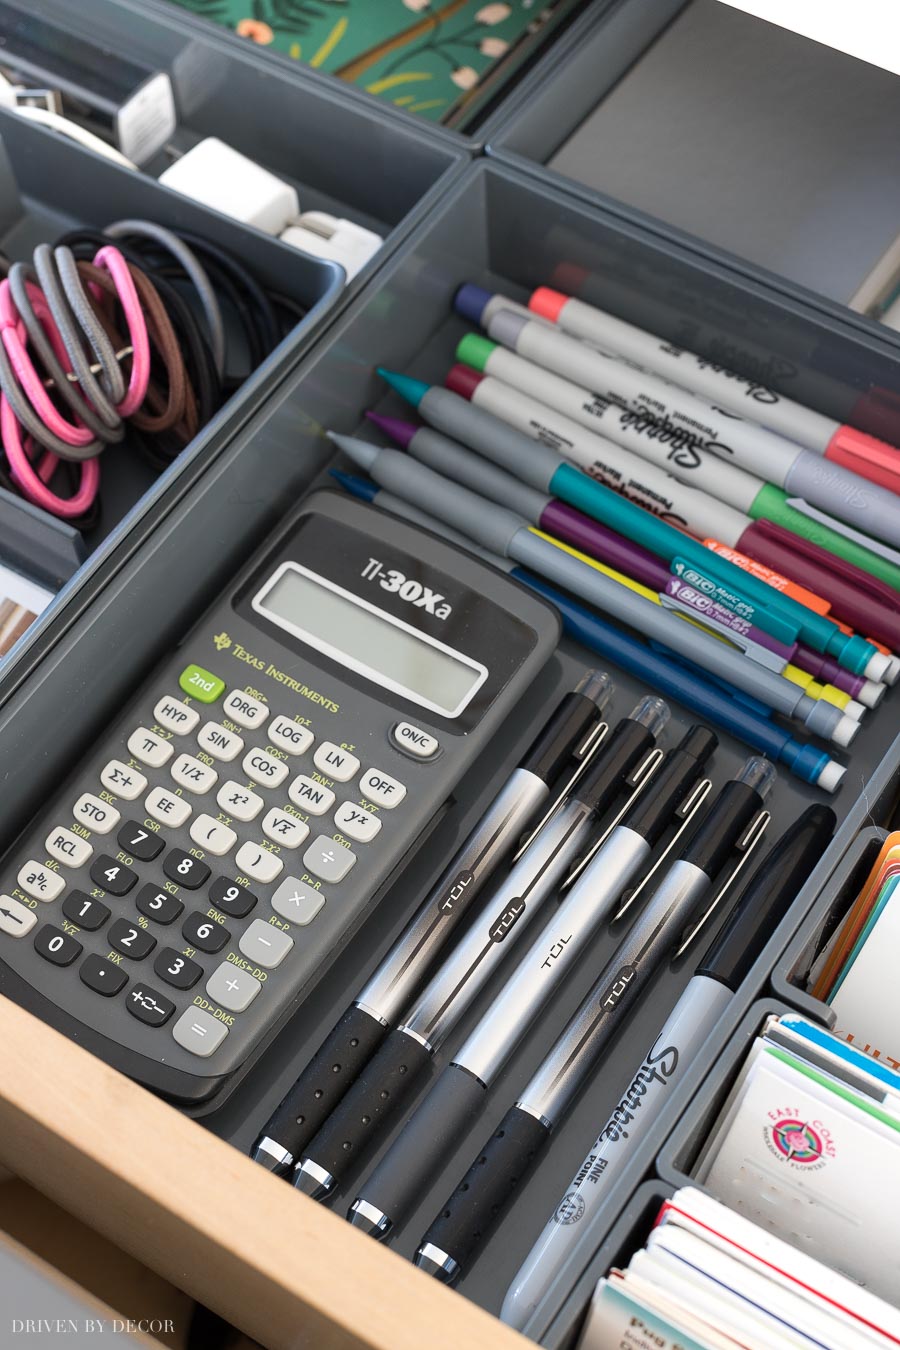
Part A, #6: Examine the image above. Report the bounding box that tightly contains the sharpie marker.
[292,697,667,1201]
[456,283,900,495]
[415,758,775,1285]
[348,727,716,1238]
[367,415,866,717]
[450,339,900,597]
[376,372,891,679]
[250,670,613,1175]
[500,801,836,1333]
[331,474,847,791]
[331,438,858,746]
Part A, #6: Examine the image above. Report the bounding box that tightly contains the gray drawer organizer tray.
[2,100,900,1350]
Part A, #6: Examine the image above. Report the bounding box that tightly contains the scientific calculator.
[0,491,559,1109]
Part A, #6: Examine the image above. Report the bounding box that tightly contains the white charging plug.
[279,210,383,281]
[159,137,299,235]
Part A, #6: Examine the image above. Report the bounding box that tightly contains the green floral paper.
[169,0,568,122]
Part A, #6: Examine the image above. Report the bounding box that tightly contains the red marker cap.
[445,363,484,400]
[529,286,569,323]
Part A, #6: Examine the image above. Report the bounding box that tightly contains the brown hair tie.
[75,259,197,440]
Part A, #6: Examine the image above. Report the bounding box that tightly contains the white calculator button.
[222,689,269,730]
[100,760,147,801]
[271,878,325,925]
[190,814,237,857]
[262,809,309,850]
[216,781,264,822]
[172,1008,228,1058]
[303,836,357,884]
[235,842,283,884]
[288,775,335,816]
[127,727,174,768]
[45,828,92,868]
[243,749,290,789]
[153,696,200,736]
[392,722,439,759]
[197,722,244,763]
[359,768,407,809]
[146,787,192,828]
[334,801,382,844]
[313,742,360,782]
[239,919,293,969]
[268,716,314,756]
[17,862,65,902]
[72,793,121,834]
[171,754,218,794]
[206,962,261,1013]
[0,896,37,938]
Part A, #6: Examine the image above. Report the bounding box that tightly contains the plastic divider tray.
[2,157,900,1342]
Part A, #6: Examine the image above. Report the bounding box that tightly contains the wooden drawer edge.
[0,994,527,1350]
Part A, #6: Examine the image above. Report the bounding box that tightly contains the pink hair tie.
[0,280,95,447]
[1,396,100,519]
[91,246,151,416]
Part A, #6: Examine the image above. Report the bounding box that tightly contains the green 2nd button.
[179,664,225,703]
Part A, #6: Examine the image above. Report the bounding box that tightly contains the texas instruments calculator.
[0,491,558,1109]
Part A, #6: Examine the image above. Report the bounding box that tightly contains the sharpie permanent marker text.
[500,801,836,1334]
[249,669,612,1174]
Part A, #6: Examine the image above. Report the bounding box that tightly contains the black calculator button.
[182,913,230,954]
[34,925,82,967]
[80,954,128,998]
[135,885,184,926]
[62,891,110,932]
[90,856,138,896]
[209,876,257,918]
[154,948,203,990]
[163,850,211,890]
[126,983,176,1027]
[108,919,157,961]
[117,821,165,861]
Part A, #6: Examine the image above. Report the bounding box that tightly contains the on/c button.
[392,721,440,759]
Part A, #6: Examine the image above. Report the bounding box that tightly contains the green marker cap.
[456,333,497,372]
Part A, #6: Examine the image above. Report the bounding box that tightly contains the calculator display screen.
[251,562,488,719]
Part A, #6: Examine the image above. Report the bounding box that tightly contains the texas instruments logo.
[361,558,452,618]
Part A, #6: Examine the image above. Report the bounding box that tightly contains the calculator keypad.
[0,667,418,1081]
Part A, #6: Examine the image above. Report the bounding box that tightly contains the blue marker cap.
[377,368,430,409]
[454,283,493,326]
[330,470,377,502]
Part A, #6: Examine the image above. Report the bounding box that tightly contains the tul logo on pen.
[541,934,572,968]
[489,898,526,942]
[361,558,452,618]
[598,965,636,1010]
[436,870,474,915]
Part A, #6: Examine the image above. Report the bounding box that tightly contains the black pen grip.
[419,1106,550,1279]
[354,1064,488,1233]
[300,1028,434,1186]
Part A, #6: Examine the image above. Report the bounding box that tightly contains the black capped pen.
[347,725,717,1239]
[250,670,613,1174]
[292,696,669,1200]
[415,756,775,1284]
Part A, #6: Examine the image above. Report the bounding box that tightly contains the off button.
[392,721,440,760]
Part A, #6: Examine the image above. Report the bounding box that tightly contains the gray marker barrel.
[408,426,550,522]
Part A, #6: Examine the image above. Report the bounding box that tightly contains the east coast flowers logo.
[763,1108,836,1171]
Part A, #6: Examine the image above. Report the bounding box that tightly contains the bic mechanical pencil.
[332,435,860,748]
[451,332,900,595]
[524,285,900,494]
[458,282,900,500]
[250,670,614,1174]
[446,362,900,657]
[376,370,892,680]
[347,726,717,1239]
[331,471,847,791]
[291,697,669,1201]
[367,414,873,716]
[500,801,836,1334]
[415,757,774,1285]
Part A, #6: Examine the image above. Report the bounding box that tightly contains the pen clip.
[561,746,665,891]
[674,809,771,957]
[613,777,714,921]
[511,717,609,862]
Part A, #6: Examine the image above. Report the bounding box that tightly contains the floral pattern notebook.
[167,0,584,126]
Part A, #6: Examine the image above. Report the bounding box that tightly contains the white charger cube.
[159,138,299,235]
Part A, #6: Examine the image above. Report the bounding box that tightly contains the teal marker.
[376,369,888,683]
